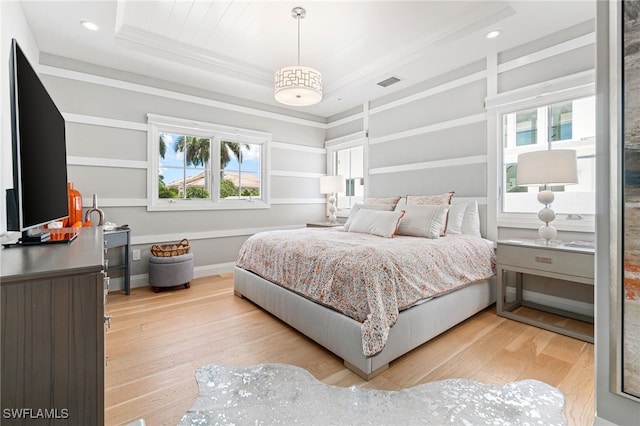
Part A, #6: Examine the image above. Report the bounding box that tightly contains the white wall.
[326,20,596,319]
[38,58,329,287]
[2,11,329,288]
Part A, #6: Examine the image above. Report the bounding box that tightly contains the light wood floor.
[105,273,594,426]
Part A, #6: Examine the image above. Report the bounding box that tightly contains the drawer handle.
[535,256,553,264]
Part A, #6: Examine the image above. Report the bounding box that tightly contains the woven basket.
[150,238,191,257]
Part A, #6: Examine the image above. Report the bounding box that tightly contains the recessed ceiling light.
[81,20,99,31]
[486,30,501,39]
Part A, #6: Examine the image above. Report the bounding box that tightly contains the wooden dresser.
[1,227,105,425]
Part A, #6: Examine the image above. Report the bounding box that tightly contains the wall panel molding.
[130,224,304,245]
[486,70,595,110]
[326,112,365,129]
[271,198,324,205]
[270,141,325,154]
[271,170,324,179]
[325,131,367,148]
[498,32,595,74]
[80,198,323,208]
[68,156,147,169]
[369,113,486,145]
[41,65,327,129]
[81,198,147,208]
[369,155,487,175]
[63,113,147,131]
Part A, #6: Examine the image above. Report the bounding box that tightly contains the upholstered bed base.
[233,266,496,380]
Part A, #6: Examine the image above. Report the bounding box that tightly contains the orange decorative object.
[66,182,82,227]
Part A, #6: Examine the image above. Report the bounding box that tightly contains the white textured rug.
[179,364,566,425]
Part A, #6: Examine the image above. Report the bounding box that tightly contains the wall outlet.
[132,249,141,261]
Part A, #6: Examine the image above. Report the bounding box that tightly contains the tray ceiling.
[19,1,595,119]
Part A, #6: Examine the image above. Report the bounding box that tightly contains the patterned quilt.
[236,228,496,357]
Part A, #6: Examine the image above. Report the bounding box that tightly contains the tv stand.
[1,227,105,425]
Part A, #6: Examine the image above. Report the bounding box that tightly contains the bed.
[234,198,496,379]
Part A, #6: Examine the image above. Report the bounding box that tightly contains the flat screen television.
[5,39,70,245]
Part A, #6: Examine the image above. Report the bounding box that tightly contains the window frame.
[495,87,595,233]
[325,132,366,217]
[147,114,270,211]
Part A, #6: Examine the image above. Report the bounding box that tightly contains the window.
[148,114,269,211]
[325,134,366,213]
[515,110,537,146]
[501,96,595,219]
[334,145,364,209]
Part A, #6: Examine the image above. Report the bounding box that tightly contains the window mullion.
[212,137,221,203]
[537,107,547,147]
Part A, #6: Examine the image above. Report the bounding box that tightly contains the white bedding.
[236,228,496,356]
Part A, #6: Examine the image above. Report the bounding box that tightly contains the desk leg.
[124,233,131,295]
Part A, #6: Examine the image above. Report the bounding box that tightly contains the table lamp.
[516,149,578,245]
[320,175,345,223]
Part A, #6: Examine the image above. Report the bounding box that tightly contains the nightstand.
[496,240,594,343]
[306,222,344,228]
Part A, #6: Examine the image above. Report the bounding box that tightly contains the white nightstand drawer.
[497,244,594,279]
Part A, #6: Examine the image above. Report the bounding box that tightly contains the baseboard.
[106,262,236,292]
[593,415,620,426]
[505,287,594,318]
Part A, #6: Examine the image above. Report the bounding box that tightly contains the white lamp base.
[535,225,561,246]
[328,195,337,223]
[535,190,561,246]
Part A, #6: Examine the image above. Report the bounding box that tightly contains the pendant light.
[274,7,323,106]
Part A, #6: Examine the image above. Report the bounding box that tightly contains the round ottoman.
[148,252,194,292]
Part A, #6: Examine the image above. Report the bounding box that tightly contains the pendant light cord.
[297,13,301,66]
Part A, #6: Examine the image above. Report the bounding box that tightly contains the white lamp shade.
[516,149,578,186]
[320,175,345,194]
[274,66,323,106]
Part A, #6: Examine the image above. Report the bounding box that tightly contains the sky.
[159,133,260,186]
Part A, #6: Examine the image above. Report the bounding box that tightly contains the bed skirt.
[233,266,496,380]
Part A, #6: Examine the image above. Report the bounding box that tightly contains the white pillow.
[445,203,467,235]
[446,201,481,237]
[348,209,405,238]
[395,204,449,239]
[344,203,394,230]
[461,200,481,237]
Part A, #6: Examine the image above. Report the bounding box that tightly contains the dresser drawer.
[497,244,594,279]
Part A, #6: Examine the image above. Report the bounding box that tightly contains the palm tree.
[221,141,237,168]
[159,134,211,166]
[158,134,251,199]
[158,134,211,198]
[159,133,169,159]
[175,136,211,167]
[220,141,251,197]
